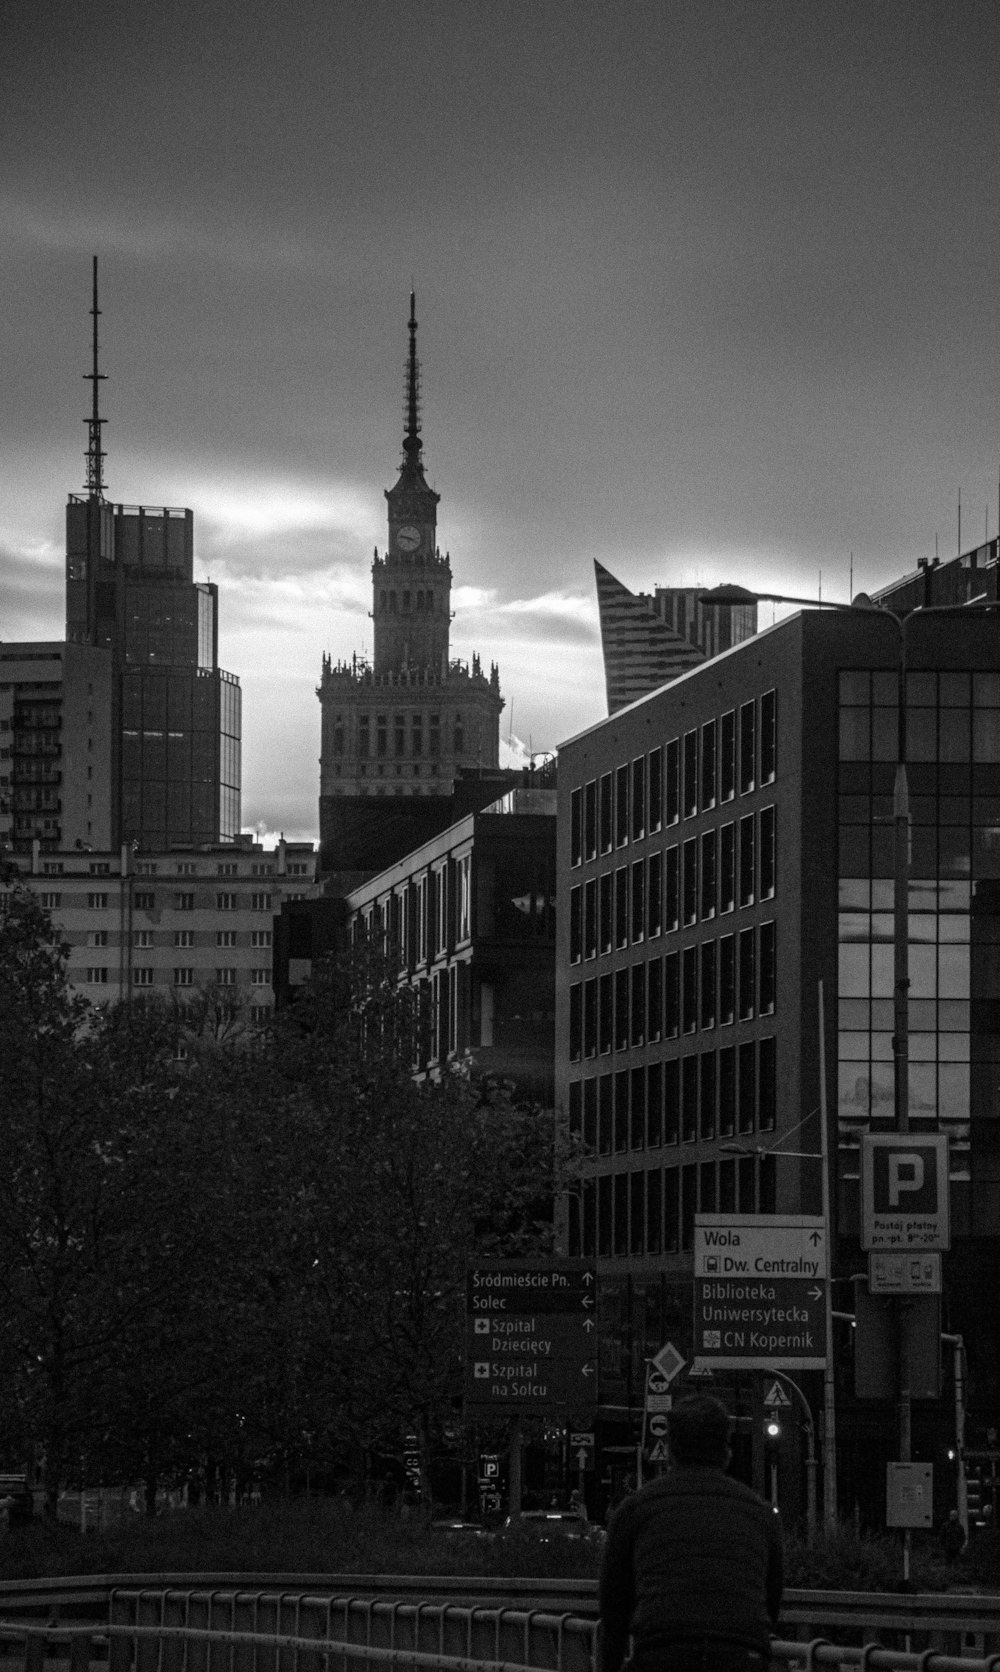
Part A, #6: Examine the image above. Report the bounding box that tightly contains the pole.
[818,980,837,1526]
[772,1369,817,1541]
[943,1333,969,1535]
[508,1416,522,1517]
[893,642,913,1585]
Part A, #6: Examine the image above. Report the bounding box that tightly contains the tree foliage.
[0,881,561,1509]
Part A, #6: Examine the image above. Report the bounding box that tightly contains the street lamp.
[703,581,1000,1548]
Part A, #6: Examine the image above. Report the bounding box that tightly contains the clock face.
[397,524,421,552]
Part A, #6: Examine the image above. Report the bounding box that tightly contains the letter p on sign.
[888,1152,924,1206]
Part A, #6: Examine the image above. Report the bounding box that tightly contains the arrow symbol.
[583,1317,595,1331]
[582,1271,595,1285]
[581,1363,595,1378]
[809,1232,822,1245]
[808,1286,823,1300]
[581,1295,594,1309]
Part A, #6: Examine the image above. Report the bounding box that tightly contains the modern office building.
[595,560,756,714]
[342,781,557,1103]
[557,601,1000,1518]
[0,640,114,854]
[11,835,318,1026]
[318,296,505,886]
[47,262,243,853]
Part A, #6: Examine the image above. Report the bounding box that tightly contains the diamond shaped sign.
[651,1341,685,1384]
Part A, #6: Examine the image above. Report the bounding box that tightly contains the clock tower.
[318,295,505,884]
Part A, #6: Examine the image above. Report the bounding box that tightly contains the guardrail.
[0,1579,996,1672]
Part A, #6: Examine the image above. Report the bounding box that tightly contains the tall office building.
[557,599,1000,1519]
[61,261,241,851]
[318,296,504,883]
[0,641,114,855]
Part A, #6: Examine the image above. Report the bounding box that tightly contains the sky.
[4,0,1000,843]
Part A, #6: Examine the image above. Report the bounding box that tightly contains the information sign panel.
[693,1215,827,1371]
[465,1260,597,1414]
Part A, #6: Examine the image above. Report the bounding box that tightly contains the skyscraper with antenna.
[64,259,242,851]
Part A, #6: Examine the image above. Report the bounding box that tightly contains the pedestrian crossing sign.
[648,1439,670,1462]
[763,1380,791,1408]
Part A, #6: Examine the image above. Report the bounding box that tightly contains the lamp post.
[702,582,1000,1543]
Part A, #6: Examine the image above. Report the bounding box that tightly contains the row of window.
[332,713,465,759]
[566,1153,777,1259]
[570,692,777,866]
[569,808,776,959]
[354,852,473,967]
[839,669,1000,764]
[79,929,273,949]
[134,861,282,877]
[569,924,777,1059]
[130,967,272,987]
[568,1036,777,1155]
[73,890,276,911]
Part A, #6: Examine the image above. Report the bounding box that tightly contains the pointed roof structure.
[595,560,707,713]
[387,291,439,508]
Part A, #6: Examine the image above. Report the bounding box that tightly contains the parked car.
[430,1514,490,1537]
[501,1509,604,1543]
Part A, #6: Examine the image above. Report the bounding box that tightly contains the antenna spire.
[401,290,423,474]
[83,256,107,498]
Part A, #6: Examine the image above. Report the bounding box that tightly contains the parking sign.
[860,1134,950,1251]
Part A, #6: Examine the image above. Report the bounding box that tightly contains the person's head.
[667,1394,733,1468]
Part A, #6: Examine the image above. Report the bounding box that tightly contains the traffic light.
[765,1412,781,1439]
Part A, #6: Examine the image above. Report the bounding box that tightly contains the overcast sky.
[4,1,1000,842]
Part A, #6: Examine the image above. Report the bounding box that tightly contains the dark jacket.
[598,1466,783,1672]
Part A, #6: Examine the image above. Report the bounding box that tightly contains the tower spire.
[83,256,107,498]
[401,289,423,476]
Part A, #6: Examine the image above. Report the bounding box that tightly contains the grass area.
[0,1500,992,1593]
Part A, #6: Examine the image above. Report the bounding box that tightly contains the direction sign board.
[693,1215,827,1371]
[465,1260,597,1413]
[860,1134,950,1251]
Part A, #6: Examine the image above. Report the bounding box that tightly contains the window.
[217,863,239,876]
[647,957,662,1043]
[665,846,679,932]
[615,868,628,949]
[251,929,272,948]
[700,830,717,920]
[739,815,755,907]
[570,887,582,963]
[85,967,109,984]
[217,892,237,910]
[570,788,583,867]
[630,964,646,1047]
[216,930,236,947]
[614,969,629,1051]
[133,929,153,948]
[39,892,61,909]
[700,941,717,1030]
[738,1042,756,1133]
[174,929,193,947]
[457,854,472,942]
[665,738,680,824]
[251,892,272,911]
[719,824,735,913]
[583,879,597,960]
[134,891,155,910]
[615,764,629,847]
[569,984,582,1060]
[174,891,195,910]
[739,700,756,793]
[738,926,756,1020]
[648,747,663,833]
[759,921,776,1014]
[682,947,698,1033]
[760,690,777,784]
[87,892,108,909]
[251,1006,271,1027]
[631,860,646,943]
[42,862,63,875]
[647,852,663,938]
[89,862,110,876]
[599,772,613,854]
[216,968,237,986]
[174,968,193,987]
[176,863,196,875]
[719,935,735,1024]
[683,730,698,818]
[682,839,698,926]
[136,862,157,876]
[251,862,274,877]
[599,872,613,954]
[250,968,271,986]
[584,780,597,861]
[720,711,736,801]
[631,757,645,842]
[599,973,613,1054]
[583,978,597,1057]
[664,952,680,1038]
[759,806,776,899]
[133,967,153,986]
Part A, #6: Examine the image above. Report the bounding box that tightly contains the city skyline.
[4,1,1000,841]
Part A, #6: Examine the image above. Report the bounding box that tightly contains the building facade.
[0,641,114,854]
[342,783,556,1103]
[556,603,1000,1518]
[11,836,318,1028]
[318,296,503,882]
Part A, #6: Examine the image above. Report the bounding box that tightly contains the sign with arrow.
[692,1215,828,1371]
[464,1260,598,1414]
